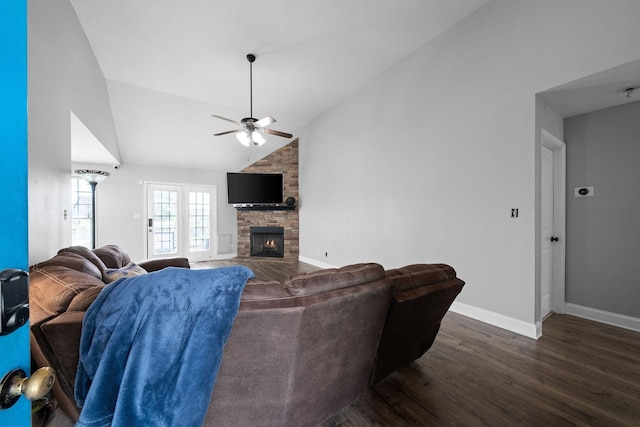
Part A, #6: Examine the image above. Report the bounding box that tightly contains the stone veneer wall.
[236,139,299,258]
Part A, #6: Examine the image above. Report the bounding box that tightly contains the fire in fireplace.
[250,226,285,258]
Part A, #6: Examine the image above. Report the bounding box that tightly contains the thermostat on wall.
[574,186,594,197]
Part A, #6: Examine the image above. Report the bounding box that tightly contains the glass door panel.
[146,183,216,261]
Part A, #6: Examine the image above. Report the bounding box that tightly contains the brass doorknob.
[0,367,56,410]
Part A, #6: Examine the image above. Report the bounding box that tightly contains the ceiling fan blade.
[213,129,242,136]
[264,128,293,139]
[255,116,276,127]
[212,115,241,125]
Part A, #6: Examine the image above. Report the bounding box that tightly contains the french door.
[146,183,217,262]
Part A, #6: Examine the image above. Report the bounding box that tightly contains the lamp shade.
[75,169,110,184]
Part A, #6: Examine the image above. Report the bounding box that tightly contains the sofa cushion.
[58,246,108,274]
[32,252,102,280]
[93,245,131,269]
[103,262,147,283]
[241,279,290,301]
[284,263,385,296]
[385,263,457,292]
[29,266,104,317]
[67,286,104,312]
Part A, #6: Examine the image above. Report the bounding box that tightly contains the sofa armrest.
[31,311,85,422]
[138,257,190,272]
[369,276,464,385]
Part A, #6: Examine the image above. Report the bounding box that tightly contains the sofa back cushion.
[284,263,385,296]
[385,263,457,292]
[93,245,131,269]
[29,266,104,320]
[32,251,102,280]
[57,246,108,274]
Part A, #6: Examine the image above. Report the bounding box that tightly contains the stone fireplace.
[250,226,285,258]
[236,139,299,259]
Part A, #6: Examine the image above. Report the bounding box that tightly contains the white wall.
[299,0,640,336]
[74,162,237,262]
[28,0,120,263]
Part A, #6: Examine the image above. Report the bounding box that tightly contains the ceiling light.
[236,132,251,147]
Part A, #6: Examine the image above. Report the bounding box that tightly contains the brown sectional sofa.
[29,245,464,426]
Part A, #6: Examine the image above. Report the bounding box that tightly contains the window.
[152,188,179,255]
[71,177,92,247]
[189,191,211,252]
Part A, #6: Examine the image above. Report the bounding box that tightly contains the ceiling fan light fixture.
[236,131,251,147]
[251,131,266,145]
[212,53,292,147]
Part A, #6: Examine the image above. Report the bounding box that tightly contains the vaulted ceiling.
[69,0,491,171]
[70,1,640,172]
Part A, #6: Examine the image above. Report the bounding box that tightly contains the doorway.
[146,183,217,262]
[540,129,566,319]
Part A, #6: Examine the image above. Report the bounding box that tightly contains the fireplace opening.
[250,226,285,258]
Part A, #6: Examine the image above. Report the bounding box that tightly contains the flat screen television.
[227,172,283,205]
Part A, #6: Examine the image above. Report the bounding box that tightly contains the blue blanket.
[75,266,253,427]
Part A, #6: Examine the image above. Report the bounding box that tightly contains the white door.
[146,183,217,262]
[540,129,566,319]
[540,145,554,318]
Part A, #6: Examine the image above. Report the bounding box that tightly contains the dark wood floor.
[320,312,640,427]
[194,259,640,426]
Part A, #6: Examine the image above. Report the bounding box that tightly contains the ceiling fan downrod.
[247,53,255,120]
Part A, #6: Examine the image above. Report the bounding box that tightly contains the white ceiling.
[539,59,640,118]
[69,0,492,171]
[69,1,640,172]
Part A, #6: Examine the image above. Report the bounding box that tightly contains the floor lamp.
[75,169,110,249]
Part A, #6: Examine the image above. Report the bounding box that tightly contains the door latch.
[0,367,56,410]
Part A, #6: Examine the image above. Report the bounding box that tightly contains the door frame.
[539,129,567,318]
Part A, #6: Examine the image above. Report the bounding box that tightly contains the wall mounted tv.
[227,172,283,205]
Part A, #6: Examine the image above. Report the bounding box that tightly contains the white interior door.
[146,183,217,262]
[540,129,566,318]
[541,145,554,318]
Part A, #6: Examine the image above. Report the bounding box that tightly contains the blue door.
[0,1,30,425]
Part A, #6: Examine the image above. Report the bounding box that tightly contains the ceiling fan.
[212,53,292,147]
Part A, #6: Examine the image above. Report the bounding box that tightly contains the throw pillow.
[103,262,147,283]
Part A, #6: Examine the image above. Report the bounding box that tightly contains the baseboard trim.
[298,256,337,269]
[449,301,539,339]
[214,253,237,260]
[565,303,640,333]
